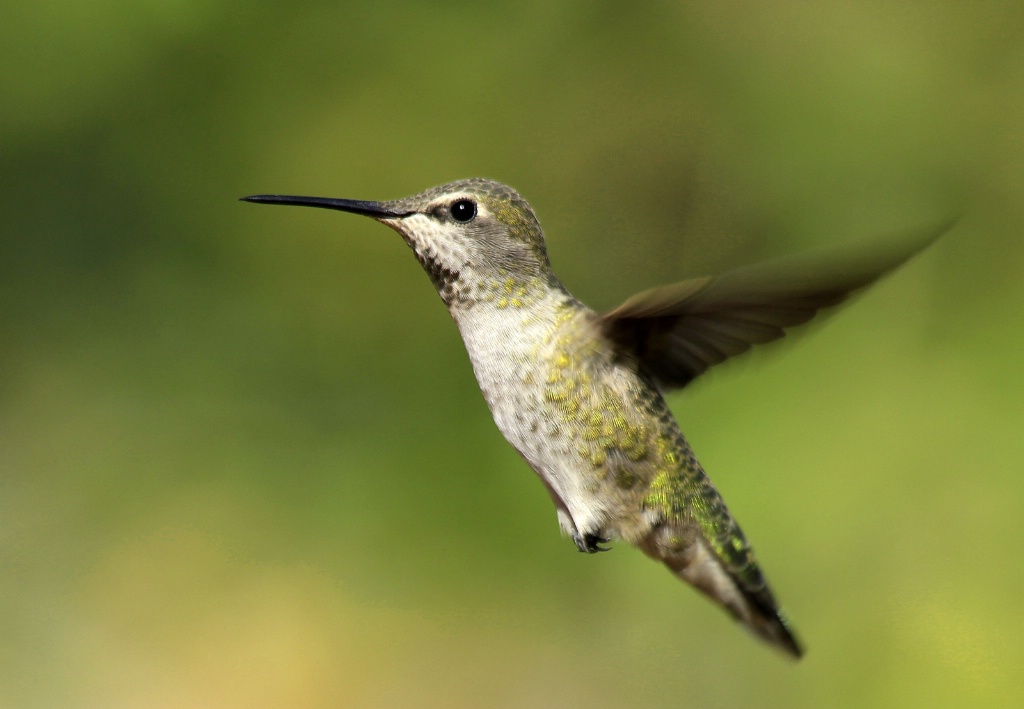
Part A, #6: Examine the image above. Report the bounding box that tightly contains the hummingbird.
[242,178,946,658]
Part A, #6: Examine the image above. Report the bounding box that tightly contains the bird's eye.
[449,199,477,223]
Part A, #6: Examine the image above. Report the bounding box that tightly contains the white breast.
[451,299,609,536]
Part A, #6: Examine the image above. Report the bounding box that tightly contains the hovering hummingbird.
[243,178,946,658]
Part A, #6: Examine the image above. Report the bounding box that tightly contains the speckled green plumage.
[533,302,772,607]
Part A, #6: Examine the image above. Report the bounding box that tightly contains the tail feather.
[639,525,803,659]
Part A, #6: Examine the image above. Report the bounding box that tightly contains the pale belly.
[455,303,665,542]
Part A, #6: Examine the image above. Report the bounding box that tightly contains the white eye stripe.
[427,195,491,221]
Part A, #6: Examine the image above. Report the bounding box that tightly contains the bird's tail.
[637,522,803,659]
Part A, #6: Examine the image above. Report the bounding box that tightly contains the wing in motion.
[599,221,954,391]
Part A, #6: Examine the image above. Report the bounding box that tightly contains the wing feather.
[599,222,953,391]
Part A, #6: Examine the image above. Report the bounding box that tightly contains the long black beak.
[240,194,413,219]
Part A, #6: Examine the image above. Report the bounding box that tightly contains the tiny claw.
[574,532,612,554]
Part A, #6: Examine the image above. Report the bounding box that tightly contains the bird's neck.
[448,271,583,358]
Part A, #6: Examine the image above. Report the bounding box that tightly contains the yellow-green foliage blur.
[3,2,1022,707]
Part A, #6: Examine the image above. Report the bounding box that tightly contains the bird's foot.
[573,531,611,554]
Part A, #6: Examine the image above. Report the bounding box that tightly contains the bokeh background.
[3,2,1022,707]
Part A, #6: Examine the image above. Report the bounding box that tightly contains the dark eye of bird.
[449,199,477,223]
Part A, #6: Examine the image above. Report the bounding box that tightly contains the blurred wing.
[598,221,953,391]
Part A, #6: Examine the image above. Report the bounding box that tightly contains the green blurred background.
[2,2,1022,707]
